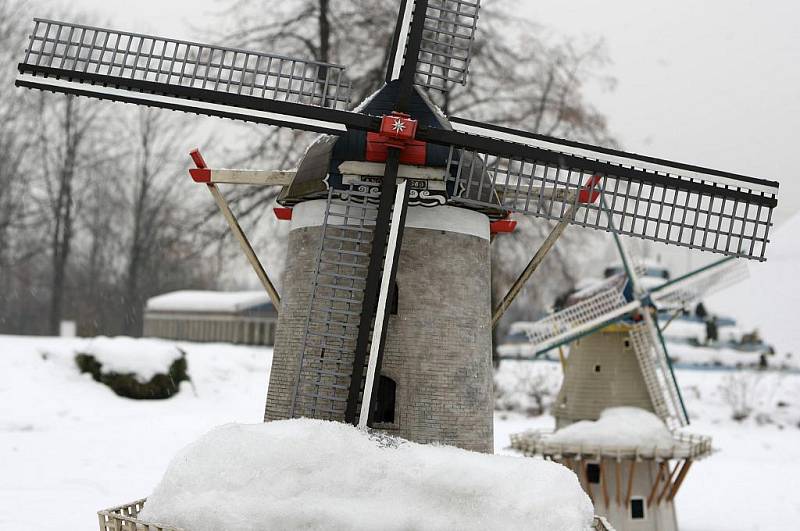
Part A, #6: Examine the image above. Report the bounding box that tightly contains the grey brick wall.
[264,219,494,453]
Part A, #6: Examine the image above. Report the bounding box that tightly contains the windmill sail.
[387,0,481,92]
[629,315,689,428]
[423,120,778,261]
[518,286,638,356]
[650,256,748,309]
[16,19,360,134]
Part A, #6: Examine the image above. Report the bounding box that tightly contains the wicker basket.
[593,516,616,530]
[97,499,183,531]
[98,499,614,531]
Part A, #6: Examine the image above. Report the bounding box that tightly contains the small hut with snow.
[143,290,278,346]
[512,406,710,531]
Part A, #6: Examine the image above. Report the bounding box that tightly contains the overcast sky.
[44,0,797,225]
[33,0,800,268]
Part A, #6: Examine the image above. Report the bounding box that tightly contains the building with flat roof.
[143,290,277,346]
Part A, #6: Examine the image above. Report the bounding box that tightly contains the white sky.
[36,0,800,270]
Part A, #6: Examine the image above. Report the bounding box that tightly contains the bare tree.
[0,0,36,326]
[117,108,203,335]
[34,93,103,335]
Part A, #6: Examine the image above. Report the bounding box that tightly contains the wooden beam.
[667,459,693,501]
[647,462,666,507]
[195,168,295,186]
[206,184,281,313]
[600,459,610,508]
[495,183,578,204]
[625,459,637,507]
[492,206,576,327]
[339,161,446,181]
[580,461,595,505]
[657,461,681,505]
[615,460,622,507]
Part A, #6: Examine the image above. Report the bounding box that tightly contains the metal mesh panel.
[651,259,748,309]
[415,0,480,91]
[445,146,776,261]
[291,183,379,421]
[520,287,628,352]
[629,318,686,429]
[20,18,351,109]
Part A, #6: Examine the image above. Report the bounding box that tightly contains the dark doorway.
[631,497,645,519]
[390,281,399,315]
[374,375,396,423]
[586,463,601,484]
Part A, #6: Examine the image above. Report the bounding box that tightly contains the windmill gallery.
[14,0,780,529]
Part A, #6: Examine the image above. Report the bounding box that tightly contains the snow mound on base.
[139,419,594,531]
[81,337,184,382]
[549,407,675,449]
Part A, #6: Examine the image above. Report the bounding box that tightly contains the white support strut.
[206,183,282,313]
[194,168,296,186]
[359,180,408,429]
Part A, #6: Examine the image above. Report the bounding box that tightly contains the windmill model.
[16,0,779,460]
[509,222,748,530]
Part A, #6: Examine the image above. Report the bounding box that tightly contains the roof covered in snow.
[139,419,595,531]
[145,290,273,314]
[512,407,712,460]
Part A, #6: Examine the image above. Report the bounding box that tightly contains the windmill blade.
[629,313,689,429]
[416,119,779,261]
[649,256,748,310]
[518,286,639,356]
[16,19,368,135]
[386,0,481,93]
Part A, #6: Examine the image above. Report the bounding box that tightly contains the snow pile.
[80,336,184,382]
[145,290,270,313]
[139,419,594,531]
[548,407,676,450]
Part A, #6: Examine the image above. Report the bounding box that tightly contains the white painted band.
[17,74,348,133]
[450,120,779,195]
[290,199,490,240]
[389,0,415,81]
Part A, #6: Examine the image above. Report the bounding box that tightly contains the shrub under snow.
[139,419,594,531]
[75,337,189,399]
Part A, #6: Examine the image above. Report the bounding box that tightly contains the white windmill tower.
[510,221,747,530]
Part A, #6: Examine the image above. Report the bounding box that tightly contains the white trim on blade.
[450,120,779,195]
[389,0,416,81]
[359,180,408,429]
[16,74,348,133]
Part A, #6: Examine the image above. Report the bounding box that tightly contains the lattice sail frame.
[519,287,633,353]
[415,0,481,92]
[444,142,777,261]
[20,19,352,109]
[291,183,380,421]
[651,259,748,310]
[629,316,687,429]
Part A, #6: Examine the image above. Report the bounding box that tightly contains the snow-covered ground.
[1,335,799,530]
